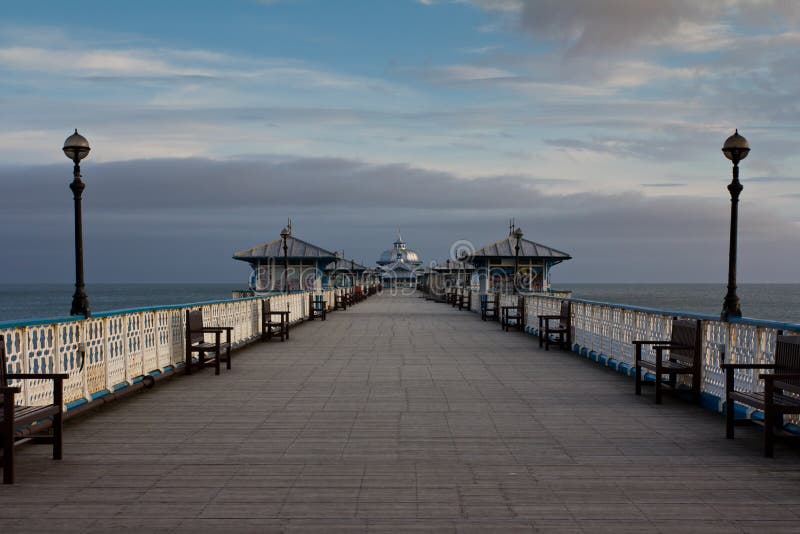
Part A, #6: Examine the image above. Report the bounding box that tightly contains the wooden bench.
[501,296,525,332]
[262,299,289,342]
[634,318,702,404]
[538,301,572,351]
[309,294,326,321]
[449,289,459,308]
[722,335,800,457]
[457,290,470,311]
[334,291,347,311]
[480,294,499,321]
[1,335,69,484]
[184,309,232,375]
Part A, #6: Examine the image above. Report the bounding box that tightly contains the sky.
[1,0,799,284]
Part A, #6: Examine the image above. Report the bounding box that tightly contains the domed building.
[377,232,423,288]
[377,233,423,267]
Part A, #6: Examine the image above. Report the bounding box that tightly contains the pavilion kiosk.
[233,232,338,293]
[325,256,369,307]
[325,257,368,289]
[417,267,434,294]
[466,231,571,296]
[431,259,475,304]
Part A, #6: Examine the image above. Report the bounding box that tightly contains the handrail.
[0,294,266,329]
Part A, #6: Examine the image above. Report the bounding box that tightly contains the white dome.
[377,235,422,266]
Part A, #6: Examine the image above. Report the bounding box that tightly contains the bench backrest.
[0,335,6,388]
[262,299,271,314]
[558,300,572,328]
[309,294,324,311]
[669,319,701,365]
[775,335,800,392]
[186,310,205,345]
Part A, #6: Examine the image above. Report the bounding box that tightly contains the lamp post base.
[721,297,741,321]
[71,292,90,318]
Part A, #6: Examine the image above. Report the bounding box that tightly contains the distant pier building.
[376,233,423,288]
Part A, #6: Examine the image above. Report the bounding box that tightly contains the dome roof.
[376,232,422,266]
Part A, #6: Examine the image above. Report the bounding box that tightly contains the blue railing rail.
[0,294,267,330]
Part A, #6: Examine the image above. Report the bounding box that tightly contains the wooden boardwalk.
[2,293,800,532]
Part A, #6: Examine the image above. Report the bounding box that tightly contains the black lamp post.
[721,129,750,321]
[63,130,91,317]
[513,227,524,294]
[280,226,291,294]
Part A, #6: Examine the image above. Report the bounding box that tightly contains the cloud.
[748,176,800,183]
[0,44,401,97]
[0,157,555,212]
[437,64,515,81]
[1,155,798,283]
[543,130,714,161]
[460,0,800,55]
[0,46,213,78]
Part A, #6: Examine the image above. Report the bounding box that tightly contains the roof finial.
[509,218,515,236]
[397,227,403,242]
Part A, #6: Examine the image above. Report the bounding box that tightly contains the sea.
[0,283,797,325]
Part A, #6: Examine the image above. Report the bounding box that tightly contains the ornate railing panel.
[0,287,355,409]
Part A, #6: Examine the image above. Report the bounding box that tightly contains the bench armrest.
[1,386,21,394]
[759,373,800,380]
[720,363,776,370]
[192,327,231,333]
[653,343,692,351]
[632,340,669,346]
[539,316,565,325]
[6,373,69,380]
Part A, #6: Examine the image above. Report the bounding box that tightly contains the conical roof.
[233,235,337,262]
[469,236,571,260]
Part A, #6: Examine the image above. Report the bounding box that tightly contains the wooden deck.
[2,293,800,532]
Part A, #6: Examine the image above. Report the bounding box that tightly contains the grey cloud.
[469,0,800,56]
[517,0,707,56]
[0,157,560,213]
[1,156,798,284]
[543,132,712,161]
[748,176,800,183]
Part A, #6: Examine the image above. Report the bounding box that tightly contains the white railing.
[0,288,346,409]
[520,293,800,418]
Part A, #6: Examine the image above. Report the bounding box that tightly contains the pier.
[3,292,800,532]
